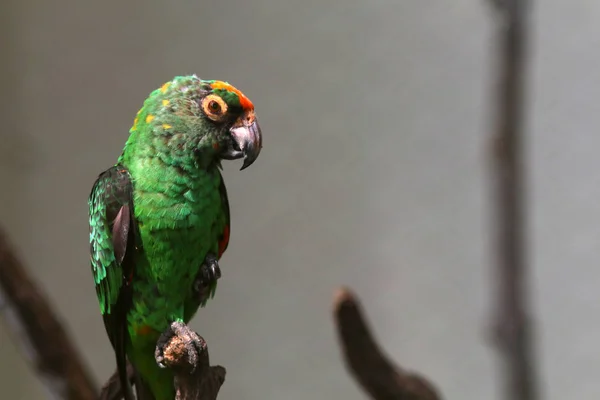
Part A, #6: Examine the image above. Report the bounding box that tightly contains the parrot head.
[126,75,262,170]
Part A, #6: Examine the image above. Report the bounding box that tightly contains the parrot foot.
[155,321,206,373]
[193,253,221,303]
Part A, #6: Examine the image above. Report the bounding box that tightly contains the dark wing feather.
[217,171,231,259]
[89,165,137,400]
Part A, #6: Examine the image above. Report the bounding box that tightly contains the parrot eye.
[201,94,228,122]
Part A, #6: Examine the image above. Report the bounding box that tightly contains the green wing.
[88,165,137,400]
[89,165,136,314]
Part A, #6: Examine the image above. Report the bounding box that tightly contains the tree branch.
[487,0,540,399]
[0,227,98,400]
[159,324,226,400]
[97,325,226,400]
[333,287,442,400]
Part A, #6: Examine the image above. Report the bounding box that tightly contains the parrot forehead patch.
[209,80,254,111]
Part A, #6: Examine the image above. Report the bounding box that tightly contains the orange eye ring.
[201,94,228,121]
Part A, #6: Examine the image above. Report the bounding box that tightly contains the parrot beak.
[222,111,263,170]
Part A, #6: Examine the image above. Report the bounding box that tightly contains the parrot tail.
[134,373,156,400]
[115,340,135,400]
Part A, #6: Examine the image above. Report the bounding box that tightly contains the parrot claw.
[155,321,206,373]
[193,254,221,304]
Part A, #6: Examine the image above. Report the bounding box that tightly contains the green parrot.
[88,75,262,400]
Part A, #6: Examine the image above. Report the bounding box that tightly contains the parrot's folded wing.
[89,165,137,400]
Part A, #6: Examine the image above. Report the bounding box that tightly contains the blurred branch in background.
[334,287,442,400]
[487,0,540,399]
[0,227,97,400]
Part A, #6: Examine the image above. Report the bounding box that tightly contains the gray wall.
[1,1,598,399]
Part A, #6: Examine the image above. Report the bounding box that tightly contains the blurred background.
[1,1,599,399]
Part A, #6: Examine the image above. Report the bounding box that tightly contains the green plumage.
[89,75,260,400]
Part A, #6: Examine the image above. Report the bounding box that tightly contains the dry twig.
[333,287,442,400]
[0,228,98,400]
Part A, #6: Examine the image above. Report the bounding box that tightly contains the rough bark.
[159,327,226,400]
